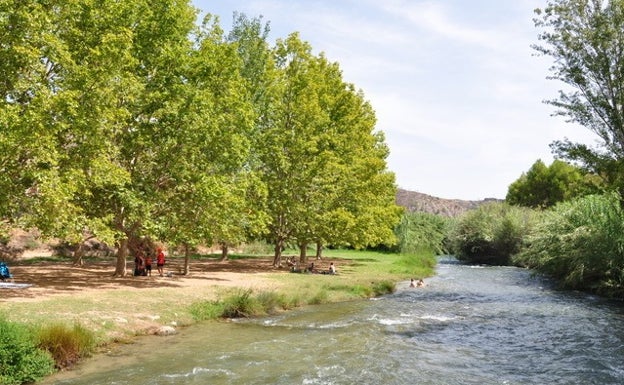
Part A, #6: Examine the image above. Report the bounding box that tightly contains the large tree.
[506,159,600,208]
[534,0,624,195]
[256,33,400,266]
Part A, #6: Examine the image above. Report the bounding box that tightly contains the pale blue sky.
[192,0,598,200]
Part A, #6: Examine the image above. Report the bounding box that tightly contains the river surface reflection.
[45,257,624,384]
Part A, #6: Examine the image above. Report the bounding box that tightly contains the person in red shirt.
[156,248,166,277]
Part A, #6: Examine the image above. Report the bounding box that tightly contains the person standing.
[156,247,166,277]
[134,251,145,276]
[145,254,153,277]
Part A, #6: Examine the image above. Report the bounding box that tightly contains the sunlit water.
[45,257,624,385]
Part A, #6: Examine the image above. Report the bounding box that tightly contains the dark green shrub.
[221,290,261,318]
[372,280,396,296]
[448,202,537,265]
[36,323,96,369]
[189,300,225,321]
[515,193,624,297]
[394,212,449,255]
[0,318,55,385]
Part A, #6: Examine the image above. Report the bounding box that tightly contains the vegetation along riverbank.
[0,249,435,384]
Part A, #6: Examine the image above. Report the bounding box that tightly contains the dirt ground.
[1,257,283,302]
[0,255,338,302]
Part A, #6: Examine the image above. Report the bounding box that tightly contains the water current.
[45,257,624,385]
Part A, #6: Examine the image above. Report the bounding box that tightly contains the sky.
[191,0,599,200]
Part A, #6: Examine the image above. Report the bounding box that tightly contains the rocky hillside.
[396,188,501,217]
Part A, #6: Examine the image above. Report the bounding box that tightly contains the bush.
[372,280,396,296]
[189,300,225,321]
[515,193,624,297]
[447,202,538,265]
[36,323,96,369]
[221,290,262,318]
[393,212,449,255]
[0,318,55,385]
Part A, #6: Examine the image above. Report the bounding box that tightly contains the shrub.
[515,193,624,297]
[447,202,538,265]
[189,300,225,321]
[0,318,55,385]
[372,280,396,296]
[393,212,449,255]
[221,290,262,318]
[308,289,329,305]
[36,323,96,369]
[255,291,284,314]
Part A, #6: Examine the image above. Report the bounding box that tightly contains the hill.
[396,188,501,217]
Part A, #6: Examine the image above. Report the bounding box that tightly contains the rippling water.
[46,257,624,385]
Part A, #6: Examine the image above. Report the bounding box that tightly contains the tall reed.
[515,193,624,297]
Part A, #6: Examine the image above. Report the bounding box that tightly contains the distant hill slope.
[396,188,501,217]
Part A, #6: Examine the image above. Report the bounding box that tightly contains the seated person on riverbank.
[0,262,12,281]
[321,262,337,275]
[305,262,318,273]
[289,258,303,273]
[417,279,425,287]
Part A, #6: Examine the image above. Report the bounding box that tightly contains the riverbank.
[0,250,435,376]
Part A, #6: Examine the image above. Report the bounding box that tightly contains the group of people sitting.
[287,257,337,275]
[134,247,166,277]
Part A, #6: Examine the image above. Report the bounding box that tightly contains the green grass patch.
[0,318,55,385]
[36,323,96,369]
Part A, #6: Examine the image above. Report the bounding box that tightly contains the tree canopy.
[534,0,624,196]
[0,1,400,272]
[506,159,601,208]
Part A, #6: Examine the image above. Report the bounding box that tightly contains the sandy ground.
[0,256,334,302]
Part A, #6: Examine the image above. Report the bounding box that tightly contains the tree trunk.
[315,242,323,260]
[219,243,229,262]
[183,243,190,275]
[114,238,128,277]
[272,238,284,267]
[72,235,97,266]
[72,243,86,267]
[299,242,308,264]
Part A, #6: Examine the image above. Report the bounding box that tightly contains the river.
[45,257,624,385]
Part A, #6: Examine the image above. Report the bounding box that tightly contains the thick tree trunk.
[299,242,308,264]
[272,238,284,267]
[219,243,229,262]
[114,238,128,277]
[183,243,190,275]
[315,242,323,260]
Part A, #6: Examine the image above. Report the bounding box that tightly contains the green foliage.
[391,253,438,277]
[534,1,624,197]
[506,159,600,208]
[0,318,55,385]
[514,193,624,297]
[308,290,329,305]
[393,212,449,255]
[371,280,396,296]
[36,323,96,369]
[189,300,226,322]
[448,202,538,265]
[255,291,285,315]
[221,290,263,318]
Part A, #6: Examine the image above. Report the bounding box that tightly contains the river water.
[45,257,624,385]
